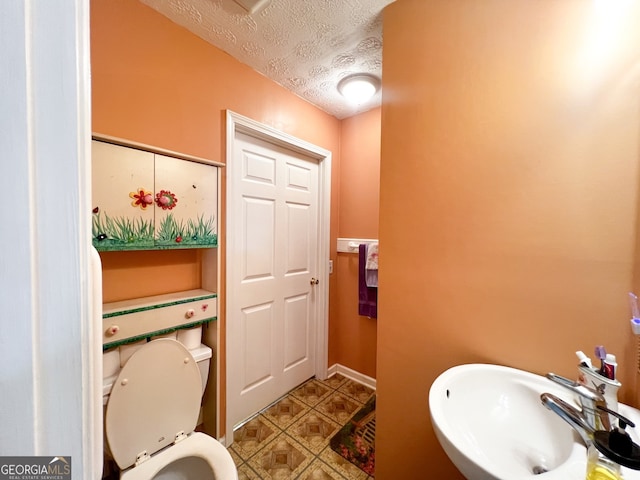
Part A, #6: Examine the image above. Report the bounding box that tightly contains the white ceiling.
[141,0,395,119]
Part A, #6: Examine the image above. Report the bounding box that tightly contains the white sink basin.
[429,364,640,480]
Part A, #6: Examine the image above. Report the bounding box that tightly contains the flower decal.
[129,188,154,209]
[155,190,178,210]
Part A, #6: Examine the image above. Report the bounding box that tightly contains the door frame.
[1,0,100,477]
[224,110,331,444]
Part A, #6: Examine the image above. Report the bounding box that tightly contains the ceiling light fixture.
[232,0,271,14]
[337,74,381,104]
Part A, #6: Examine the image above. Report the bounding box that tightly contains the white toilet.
[103,338,238,479]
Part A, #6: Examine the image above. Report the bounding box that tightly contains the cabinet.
[94,135,222,436]
[91,139,218,251]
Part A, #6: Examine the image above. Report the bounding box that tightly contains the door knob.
[310,277,319,285]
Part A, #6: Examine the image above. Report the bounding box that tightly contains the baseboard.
[327,363,376,391]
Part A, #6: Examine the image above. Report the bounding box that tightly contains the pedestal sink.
[429,364,640,480]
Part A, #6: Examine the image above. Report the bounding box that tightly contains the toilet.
[103,338,237,479]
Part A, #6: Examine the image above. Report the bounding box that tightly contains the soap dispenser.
[587,406,640,480]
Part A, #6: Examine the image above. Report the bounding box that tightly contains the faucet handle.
[546,373,605,402]
[596,405,636,431]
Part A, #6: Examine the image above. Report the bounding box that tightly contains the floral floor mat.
[329,395,375,476]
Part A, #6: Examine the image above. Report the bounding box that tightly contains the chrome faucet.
[541,372,609,445]
[540,392,594,445]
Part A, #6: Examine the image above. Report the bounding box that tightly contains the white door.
[227,129,321,431]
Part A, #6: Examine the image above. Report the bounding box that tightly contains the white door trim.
[0,0,99,477]
[225,110,331,444]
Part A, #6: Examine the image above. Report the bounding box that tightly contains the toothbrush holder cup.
[578,365,621,412]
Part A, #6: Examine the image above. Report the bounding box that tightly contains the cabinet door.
[92,141,155,250]
[154,154,218,248]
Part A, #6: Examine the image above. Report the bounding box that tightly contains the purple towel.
[358,244,377,318]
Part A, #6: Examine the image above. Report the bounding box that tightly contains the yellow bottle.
[586,443,622,480]
[585,402,640,480]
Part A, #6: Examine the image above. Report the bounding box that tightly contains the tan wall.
[377,1,640,478]
[90,0,342,437]
[330,108,381,378]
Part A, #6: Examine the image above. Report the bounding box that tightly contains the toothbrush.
[629,293,640,334]
[630,292,640,320]
[594,345,607,375]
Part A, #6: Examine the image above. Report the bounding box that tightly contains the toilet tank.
[102,343,213,405]
[189,344,213,397]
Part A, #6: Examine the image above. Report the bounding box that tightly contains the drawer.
[102,289,217,346]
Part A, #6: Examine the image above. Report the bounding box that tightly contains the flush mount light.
[232,0,271,14]
[337,74,381,104]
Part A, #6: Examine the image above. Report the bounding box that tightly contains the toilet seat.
[119,432,238,480]
[105,339,202,471]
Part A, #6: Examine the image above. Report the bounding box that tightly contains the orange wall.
[99,250,202,302]
[91,0,341,302]
[330,108,381,378]
[377,1,640,478]
[339,108,381,237]
[91,0,341,437]
[91,0,340,163]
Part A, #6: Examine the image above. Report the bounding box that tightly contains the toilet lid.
[105,339,202,470]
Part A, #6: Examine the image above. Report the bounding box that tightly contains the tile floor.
[230,373,376,480]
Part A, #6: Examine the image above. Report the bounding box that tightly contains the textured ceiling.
[141,0,395,119]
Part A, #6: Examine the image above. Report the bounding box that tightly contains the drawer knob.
[106,325,120,336]
[185,309,195,319]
